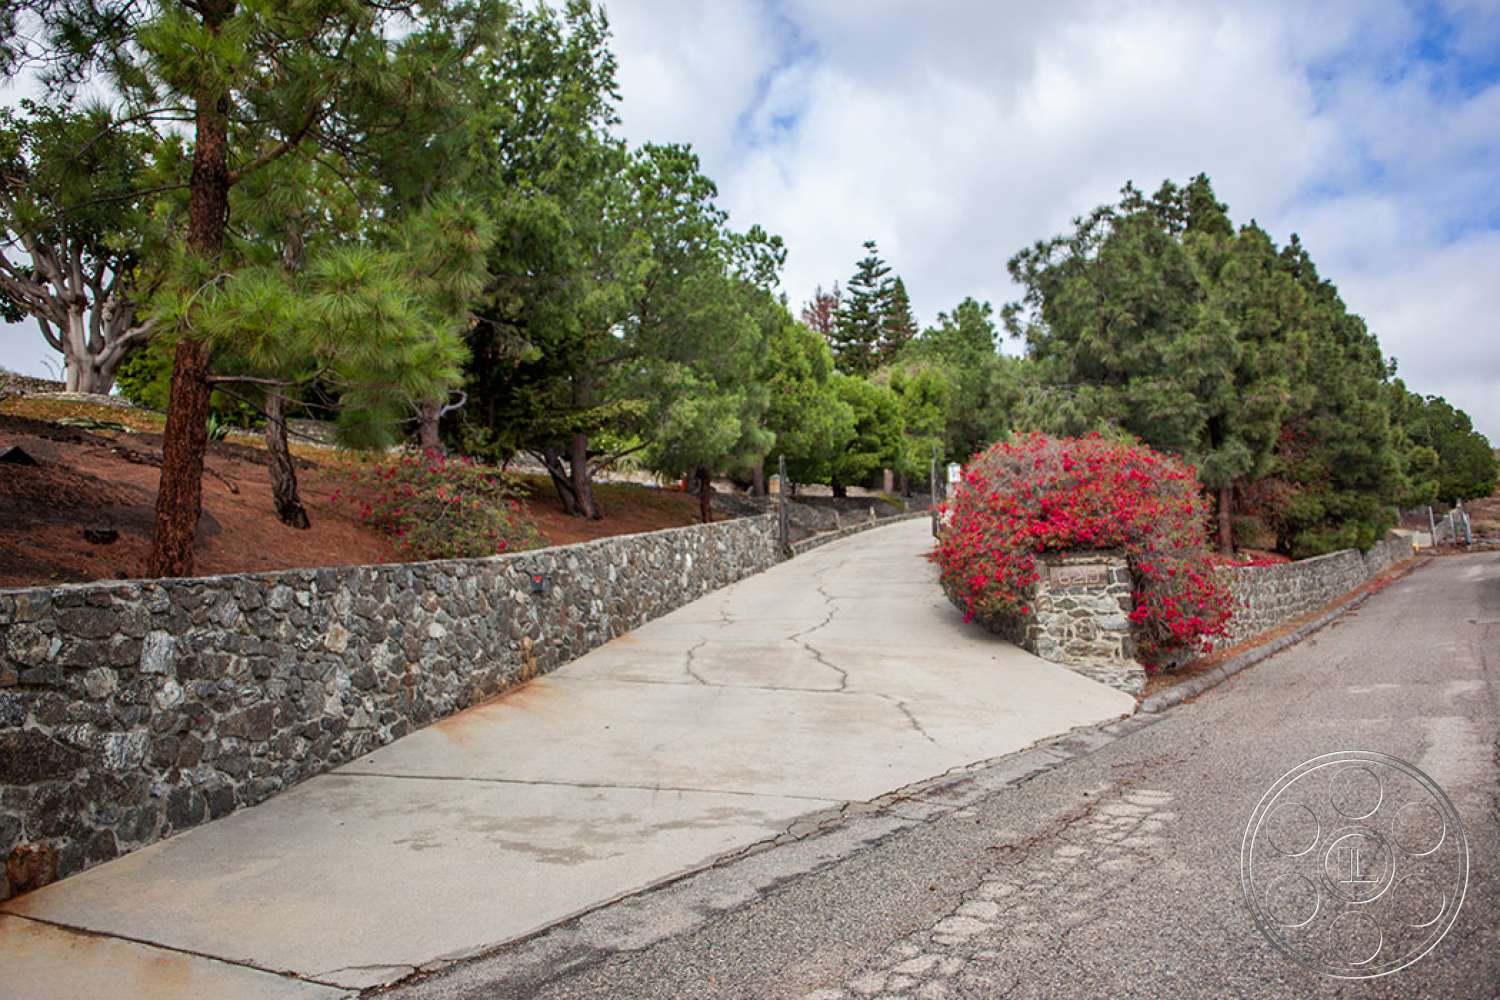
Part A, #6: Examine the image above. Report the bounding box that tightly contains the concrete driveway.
[1,518,1133,998]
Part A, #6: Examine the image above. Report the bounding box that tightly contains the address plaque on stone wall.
[1048,562,1110,587]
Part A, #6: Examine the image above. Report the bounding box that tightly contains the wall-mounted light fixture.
[530,573,550,595]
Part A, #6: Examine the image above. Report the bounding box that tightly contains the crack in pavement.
[682,638,710,685]
[334,771,842,803]
[3,913,352,991]
[877,694,939,745]
[803,771,1182,1000]
[784,561,862,695]
[799,638,850,692]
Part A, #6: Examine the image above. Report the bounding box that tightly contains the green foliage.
[0,99,173,389]
[759,307,856,484]
[114,334,262,429]
[204,411,230,442]
[830,241,892,376]
[1006,174,1405,555]
[1400,391,1497,504]
[149,199,490,449]
[0,100,163,274]
[902,297,1017,462]
[334,450,543,560]
[881,276,918,363]
[883,362,950,481]
[827,373,902,490]
[1262,238,1402,556]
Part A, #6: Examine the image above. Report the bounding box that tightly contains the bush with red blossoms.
[334,450,543,561]
[935,433,1232,668]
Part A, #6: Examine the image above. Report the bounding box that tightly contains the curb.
[379,710,1163,998]
[1137,556,1428,714]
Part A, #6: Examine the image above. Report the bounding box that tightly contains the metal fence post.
[1427,505,1437,544]
[929,453,939,538]
[777,454,790,555]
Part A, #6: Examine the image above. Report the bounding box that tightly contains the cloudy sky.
[597,0,1500,438]
[3,0,1497,440]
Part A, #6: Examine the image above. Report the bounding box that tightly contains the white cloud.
[598,0,1500,440]
[4,0,1497,445]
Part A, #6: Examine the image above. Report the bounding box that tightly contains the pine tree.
[2,0,508,576]
[830,241,891,376]
[879,276,918,362]
[1007,176,1322,553]
[1264,236,1402,555]
[1398,391,1496,505]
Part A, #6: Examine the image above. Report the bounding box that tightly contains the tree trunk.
[831,477,847,499]
[751,463,765,497]
[1217,482,1234,555]
[265,391,310,529]
[416,399,442,453]
[61,303,111,394]
[696,466,713,524]
[63,349,130,396]
[540,447,582,517]
[148,4,232,579]
[149,338,214,577]
[568,432,600,519]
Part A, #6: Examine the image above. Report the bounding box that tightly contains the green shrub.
[935,433,1231,668]
[334,450,544,561]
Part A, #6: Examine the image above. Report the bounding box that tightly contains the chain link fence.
[1402,503,1473,546]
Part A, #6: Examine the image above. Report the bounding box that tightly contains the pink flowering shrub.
[935,433,1232,668]
[334,450,543,561]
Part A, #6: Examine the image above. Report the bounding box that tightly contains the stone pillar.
[975,550,1144,695]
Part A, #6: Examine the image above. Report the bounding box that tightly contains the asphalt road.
[397,551,1499,1000]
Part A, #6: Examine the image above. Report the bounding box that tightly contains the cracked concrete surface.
[0,518,1132,997]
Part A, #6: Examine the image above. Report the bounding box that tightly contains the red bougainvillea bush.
[335,450,543,561]
[935,433,1232,669]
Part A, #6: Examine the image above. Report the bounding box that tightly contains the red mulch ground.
[0,414,391,588]
[0,411,707,588]
[514,475,703,547]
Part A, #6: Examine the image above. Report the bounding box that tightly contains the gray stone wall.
[970,551,1144,696]
[788,510,929,556]
[0,515,780,899]
[955,537,1413,697]
[1220,535,1412,643]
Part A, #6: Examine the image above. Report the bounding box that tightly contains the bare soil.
[514,474,706,546]
[0,399,714,589]
[0,412,390,588]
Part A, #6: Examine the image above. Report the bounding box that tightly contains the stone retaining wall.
[971,551,1144,695]
[1219,535,1412,644]
[953,536,1414,697]
[0,514,779,899]
[788,510,928,556]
